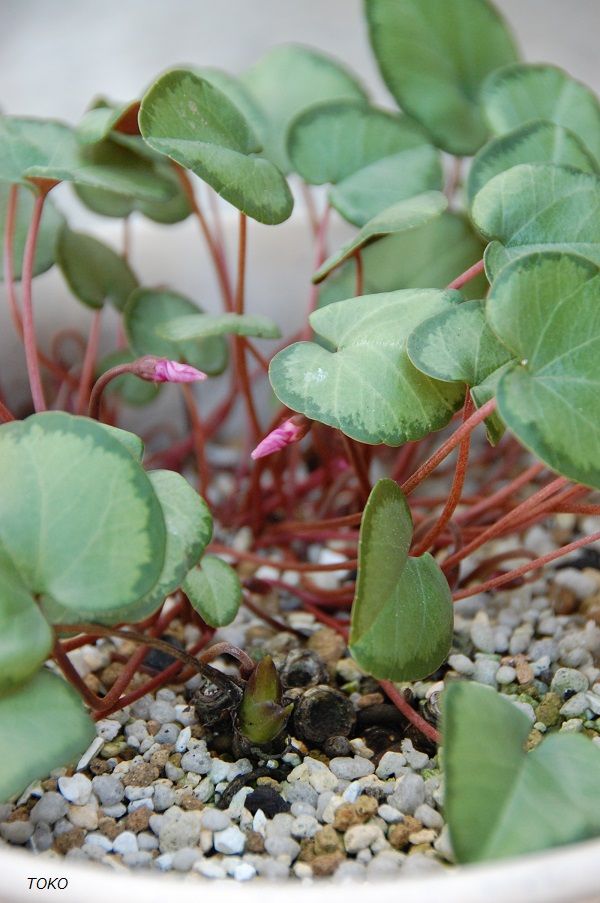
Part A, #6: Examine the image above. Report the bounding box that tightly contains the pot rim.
[2,835,600,903]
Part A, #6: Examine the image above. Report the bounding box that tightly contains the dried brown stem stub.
[293,685,356,745]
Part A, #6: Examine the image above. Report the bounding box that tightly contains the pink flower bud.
[251,415,311,460]
[134,356,207,383]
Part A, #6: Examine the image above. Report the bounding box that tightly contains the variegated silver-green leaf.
[467,120,598,205]
[472,164,600,281]
[407,300,513,386]
[482,63,600,165]
[314,192,447,283]
[350,479,453,681]
[488,252,600,489]
[269,289,465,446]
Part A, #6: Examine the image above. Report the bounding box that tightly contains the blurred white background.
[1,0,599,120]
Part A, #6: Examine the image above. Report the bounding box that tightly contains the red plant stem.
[457,462,546,526]
[354,250,364,296]
[453,529,600,601]
[75,310,102,415]
[88,362,133,419]
[182,384,209,497]
[52,640,103,708]
[208,542,357,573]
[234,212,261,441]
[379,680,441,744]
[554,503,600,516]
[401,399,497,496]
[93,634,213,719]
[244,339,270,373]
[3,186,79,391]
[412,394,473,556]
[341,435,371,502]
[269,511,362,534]
[488,484,588,542]
[446,258,485,291]
[0,399,16,422]
[443,475,569,571]
[255,576,353,608]
[21,191,48,412]
[175,167,234,311]
[199,641,255,679]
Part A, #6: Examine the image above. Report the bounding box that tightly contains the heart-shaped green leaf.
[365,0,519,155]
[76,99,140,145]
[269,289,465,446]
[314,192,447,283]
[57,227,138,311]
[94,470,213,626]
[139,69,293,225]
[0,670,95,803]
[194,67,269,144]
[96,350,160,407]
[472,164,600,281]
[0,117,174,199]
[159,312,281,342]
[0,184,65,281]
[75,161,190,224]
[350,479,452,681]
[242,45,367,173]
[97,423,145,461]
[407,299,513,386]
[329,144,443,227]
[467,121,598,205]
[0,413,166,621]
[124,288,228,376]
[320,212,486,307]
[287,99,430,186]
[487,251,600,489]
[482,63,600,165]
[184,555,242,628]
[444,681,600,863]
[0,549,53,695]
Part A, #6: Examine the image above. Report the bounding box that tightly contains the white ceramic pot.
[2,836,600,903]
[2,194,599,903]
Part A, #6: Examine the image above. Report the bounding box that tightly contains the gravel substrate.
[2,516,600,882]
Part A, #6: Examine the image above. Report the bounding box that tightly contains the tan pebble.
[126,763,159,786]
[333,804,361,832]
[146,720,161,736]
[100,663,123,686]
[409,828,437,844]
[356,692,385,709]
[550,585,578,615]
[149,749,171,770]
[125,807,152,832]
[68,803,98,831]
[314,825,343,856]
[581,595,600,626]
[98,817,123,841]
[311,852,344,877]
[83,674,103,694]
[7,806,31,822]
[515,661,534,685]
[179,794,204,811]
[190,725,205,739]
[89,758,110,776]
[53,828,86,854]
[256,777,281,789]
[388,823,411,849]
[41,779,58,792]
[409,843,434,855]
[307,628,346,668]
[245,831,266,854]
[525,729,544,751]
[355,795,378,820]
[298,839,316,862]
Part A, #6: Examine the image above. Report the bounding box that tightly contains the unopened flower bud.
[251,415,311,460]
[134,356,207,383]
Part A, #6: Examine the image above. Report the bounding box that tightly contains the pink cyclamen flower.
[135,356,207,383]
[251,415,311,460]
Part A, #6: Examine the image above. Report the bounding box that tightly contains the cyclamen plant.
[2,0,600,866]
